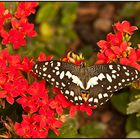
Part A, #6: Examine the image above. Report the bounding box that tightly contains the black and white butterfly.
[32,60,140,107]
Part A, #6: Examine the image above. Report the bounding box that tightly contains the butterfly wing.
[32,60,84,104]
[87,64,140,106]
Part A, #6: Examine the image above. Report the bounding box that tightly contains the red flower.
[106,32,122,46]
[120,49,140,70]
[0,2,37,49]
[3,77,28,104]
[11,18,37,37]
[96,20,140,72]
[15,2,39,18]
[15,115,32,138]
[114,20,138,35]
[37,52,53,62]
[9,29,26,49]
[0,2,12,27]
[0,28,9,45]
[20,57,34,72]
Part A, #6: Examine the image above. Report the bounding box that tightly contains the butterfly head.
[80,61,86,68]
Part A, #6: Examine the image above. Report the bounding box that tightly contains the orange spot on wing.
[81,93,89,102]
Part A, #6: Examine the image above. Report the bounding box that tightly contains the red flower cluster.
[0,49,64,138]
[0,2,38,49]
[0,49,32,104]
[96,20,140,70]
[15,81,63,138]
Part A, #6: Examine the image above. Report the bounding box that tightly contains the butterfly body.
[32,60,140,107]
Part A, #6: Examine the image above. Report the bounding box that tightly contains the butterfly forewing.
[32,60,85,104]
[87,64,140,106]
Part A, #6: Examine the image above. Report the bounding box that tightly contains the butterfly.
[32,60,140,107]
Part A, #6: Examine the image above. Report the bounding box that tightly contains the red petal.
[69,105,77,118]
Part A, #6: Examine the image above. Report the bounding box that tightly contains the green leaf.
[111,91,130,114]
[125,115,140,134]
[36,2,62,23]
[120,3,136,17]
[79,121,106,138]
[127,98,140,115]
[127,130,140,138]
[49,118,78,138]
[61,2,78,25]
[125,115,137,133]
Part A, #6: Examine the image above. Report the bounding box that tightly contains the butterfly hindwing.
[86,64,140,106]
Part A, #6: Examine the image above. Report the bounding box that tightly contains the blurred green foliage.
[78,121,106,138]
[35,2,78,58]
[48,118,106,138]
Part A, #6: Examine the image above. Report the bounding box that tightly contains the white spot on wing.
[88,97,93,102]
[70,91,74,96]
[127,79,130,81]
[34,64,37,69]
[109,65,113,69]
[36,70,38,73]
[79,96,82,100]
[65,71,72,79]
[51,78,55,81]
[106,74,112,82]
[123,66,127,70]
[55,67,59,70]
[48,74,51,78]
[117,66,120,71]
[74,96,78,101]
[118,83,121,86]
[94,98,98,103]
[57,62,61,67]
[65,90,69,94]
[56,71,60,75]
[100,102,103,105]
[60,71,65,79]
[86,76,98,90]
[135,70,138,74]
[98,73,105,80]
[112,70,117,73]
[62,82,66,87]
[98,93,103,99]
[56,82,59,85]
[43,73,47,76]
[103,93,108,97]
[107,86,111,90]
[43,67,47,71]
[51,63,53,67]
[45,62,48,65]
[112,74,116,79]
[125,72,130,76]
[71,75,85,89]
